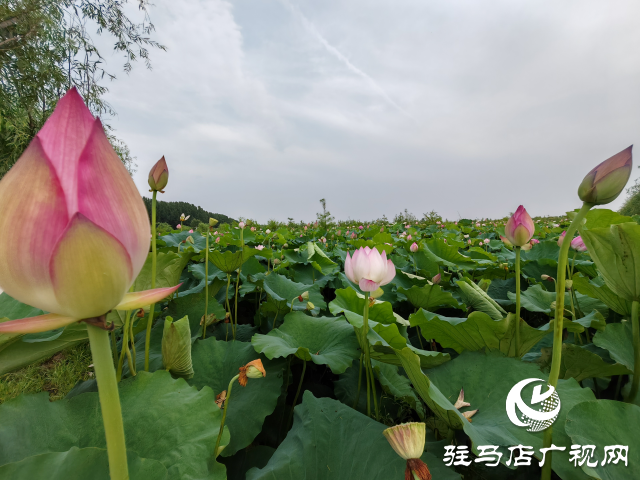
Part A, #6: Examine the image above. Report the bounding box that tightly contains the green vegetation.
[0,343,92,404]
[142,197,235,227]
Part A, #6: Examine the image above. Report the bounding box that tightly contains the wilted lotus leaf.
[162,315,194,378]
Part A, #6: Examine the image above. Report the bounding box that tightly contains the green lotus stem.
[362,292,379,419]
[541,202,593,480]
[203,232,209,340]
[515,246,521,357]
[87,324,129,480]
[233,228,244,340]
[288,359,307,430]
[214,373,239,458]
[626,300,640,403]
[129,312,136,372]
[365,353,371,417]
[111,330,117,367]
[353,353,363,409]
[144,190,158,371]
[116,310,131,381]
[278,357,292,442]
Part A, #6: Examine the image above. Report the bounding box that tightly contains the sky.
[96,0,640,223]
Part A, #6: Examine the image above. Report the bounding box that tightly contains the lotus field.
[0,88,638,480]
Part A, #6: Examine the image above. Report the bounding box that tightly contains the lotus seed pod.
[238,359,266,386]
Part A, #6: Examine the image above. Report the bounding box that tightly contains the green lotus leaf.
[572,273,632,316]
[328,287,397,328]
[397,348,595,480]
[0,371,228,479]
[160,231,208,253]
[262,273,326,314]
[251,312,359,374]
[565,400,639,480]
[593,321,635,371]
[579,222,640,302]
[209,250,244,273]
[409,310,549,357]
[584,208,633,229]
[0,447,167,480]
[420,238,477,270]
[398,284,462,311]
[456,278,507,320]
[306,242,339,275]
[162,315,194,378]
[551,343,632,381]
[246,392,461,480]
[519,241,560,262]
[510,284,607,315]
[188,338,285,456]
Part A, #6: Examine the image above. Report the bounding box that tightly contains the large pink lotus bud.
[148,156,169,192]
[410,242,418,253]
[0,88,177,332]
[570,236,587,252]
[578,146,633,205]
[504,206,534,247]
[344,246,396,292]
[432,273,441,284]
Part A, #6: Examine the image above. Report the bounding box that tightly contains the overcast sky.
[97,0,640,223]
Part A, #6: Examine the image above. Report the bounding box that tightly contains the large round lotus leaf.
[328,287,397,327]
[398,284,462,311]
[396,349,595,480]
[209,249,244,273]
[0,447,167,480]
[593,321,635,371]
[262,273,326,312]
[0,371,228,480]
[188,338,285,457]
[246,392,461,480]
[566,400,640,480]
[251,311,359,374]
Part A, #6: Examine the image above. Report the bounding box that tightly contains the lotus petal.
[0,313,78,334]
[115,284,181,311]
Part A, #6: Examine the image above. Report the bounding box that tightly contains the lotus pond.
[0,90,638,480]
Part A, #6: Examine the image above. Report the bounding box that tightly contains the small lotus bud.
[383,423,432,480]
[483,238,490,245]
[410,242,418,253]
[238,359,266,386]
[407,234,413,241]
[148,156,169,192]
[176,224,181,229]
[541,274,551,281]
[209,218,218,227]
[306,301,315,311]
[351,232,357,239]
[283,243,288,248]
[467,239,472,245]
[380,227,384,233]
[239,221,245,228]
[557,231,566,246]
[186,235,194,244]
[578,146,633,205]
[273,258,280,265]
[359,225,364,230]
[215,237,220,243]
[432,273,441,284]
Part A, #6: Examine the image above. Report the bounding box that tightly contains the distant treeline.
[142,197,235,227]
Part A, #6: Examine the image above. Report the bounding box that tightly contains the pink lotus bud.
[410,242,418,253]
[578,146,633,205]
[350,232,357,239]
[321,237,327,243]
[359,225,364,230]
[255,245,264,251]
[345,246,396,292]
[314,221,318,227]
[251,226,256,232]
[380,227,384,233]
[432,273,441,284]
[407,234,412,241]
[189,229,193,233]
[215,237,221,243]
[483,238,490,245]
[531,238,539,244]
[304,226,308,230]
[148,156,169,192]
[239,221,245,228]
[0,88,177,327]
[405,224,411,228]
[504,205,534,246]
[436,221,440,224]
[176,224,182,229]
[570,236,587,252]
[557,231,566,247]
[467,239,472,245]
[337,230,342,235]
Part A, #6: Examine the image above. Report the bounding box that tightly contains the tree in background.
[317,198,334,229]
[142,197,236,227]
[0,0,165,177]
[619,178,640,217]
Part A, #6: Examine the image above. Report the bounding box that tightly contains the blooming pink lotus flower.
[432,273,441,284]
[410,242,418,253]
[504,206,534,247]
[570,236,587,252]
[345,246,396,292]
[0,88,179,333]
[148,156,169,192]
[557,231,566,247]
[483,238,490,245]
[531,238,539,244]
[255,245,264,251]
[578,146,633,205]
